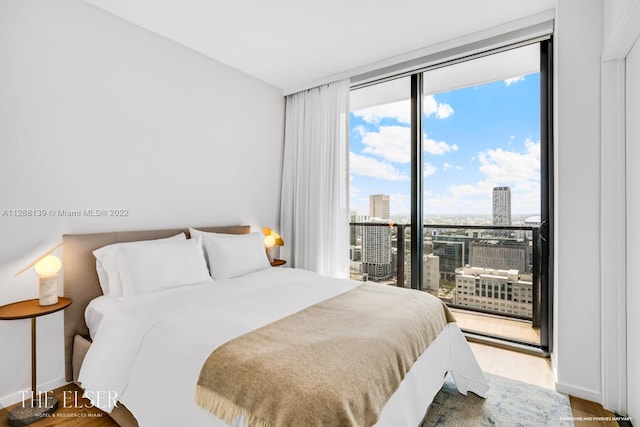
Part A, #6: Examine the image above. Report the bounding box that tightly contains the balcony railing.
[349,222,543,336]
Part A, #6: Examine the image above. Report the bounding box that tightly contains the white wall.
[626,35,640,423]
[0,0,284,406]
[600,0,640,414]
[604,0,634,48]
[553,0,603,402]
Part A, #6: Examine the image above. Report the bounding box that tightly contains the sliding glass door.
[348,40,553,352]
[422,43,543,346]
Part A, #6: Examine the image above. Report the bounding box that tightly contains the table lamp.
[15,242,62,306]
[262,227,284,263]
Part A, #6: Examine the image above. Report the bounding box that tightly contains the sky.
[349,73,541,218]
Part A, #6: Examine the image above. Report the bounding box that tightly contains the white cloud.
[424,133,458,155]
[361,125,411,163]
[349,152,409,181]
[436,103,454,119]
[424,139,541,214]
[424,95,454,119]
[478,139,540,183]
[424,162,437,177]
[352,125,366,138]
[358,127,457,163]
[441,162,462,171]
[505,76,525,86]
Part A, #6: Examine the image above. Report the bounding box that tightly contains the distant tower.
[492,187,511,226]
[369,194,390,219]
[361,218,392,280]
[350,211,358,246]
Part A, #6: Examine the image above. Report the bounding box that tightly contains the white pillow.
[189,228,212,269]
[191,230,270,280]
[93,233,186,299]
[95,260,110,296]
[119,238,212,295]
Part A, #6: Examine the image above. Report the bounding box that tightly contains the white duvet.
[78,268,488,427]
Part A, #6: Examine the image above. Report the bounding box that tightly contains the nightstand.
[271,259,286,267]
[0,297,72,426]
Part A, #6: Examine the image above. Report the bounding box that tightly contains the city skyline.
[349,73,541,217]
[351,186,539,227]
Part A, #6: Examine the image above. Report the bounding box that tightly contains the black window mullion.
[539,38,554,353]
[411,74,424,290]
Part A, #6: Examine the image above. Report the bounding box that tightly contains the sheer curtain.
[280,79,350,278]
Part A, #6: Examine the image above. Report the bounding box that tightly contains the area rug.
[420,373,574,427]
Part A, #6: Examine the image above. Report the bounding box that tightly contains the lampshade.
[34,255,62,277]
[262,227,284,247]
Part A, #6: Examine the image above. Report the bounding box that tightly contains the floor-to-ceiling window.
[349,77,412,286]
[348,40,553,352]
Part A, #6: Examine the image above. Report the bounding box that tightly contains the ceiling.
[84,0,555,94]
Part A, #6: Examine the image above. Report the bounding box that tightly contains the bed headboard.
[62,225,250,381]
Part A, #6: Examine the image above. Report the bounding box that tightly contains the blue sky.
[349,73,541,217]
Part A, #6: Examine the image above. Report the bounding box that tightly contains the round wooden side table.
[0,297,72,426]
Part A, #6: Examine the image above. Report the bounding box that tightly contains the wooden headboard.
[62,225,250,381]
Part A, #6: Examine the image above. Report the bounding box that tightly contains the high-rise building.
[349,210,359,246]
[349,213,365,278]
[361,218,392,280]
[369,194,390,220]
[492,186,512,226]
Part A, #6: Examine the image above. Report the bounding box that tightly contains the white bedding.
[84,295,121,340]
[78,268,488,427]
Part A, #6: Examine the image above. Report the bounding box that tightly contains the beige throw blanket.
[195,283,455,427]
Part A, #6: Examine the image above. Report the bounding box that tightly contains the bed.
[63,225,489,427]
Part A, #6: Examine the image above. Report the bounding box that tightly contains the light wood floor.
[452,307,540,344]
[0,345,620,426]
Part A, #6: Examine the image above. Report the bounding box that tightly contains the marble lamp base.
[39,276,58,306]
[7,395,58,427]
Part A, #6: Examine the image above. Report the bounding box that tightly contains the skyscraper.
[361,218,392,280]
[369,194,390,219]
[492,186,512,226]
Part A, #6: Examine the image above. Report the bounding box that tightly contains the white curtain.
[280,79,350,278]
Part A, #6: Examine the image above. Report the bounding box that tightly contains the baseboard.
[555,381,602,403]
[0,377,69,408]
